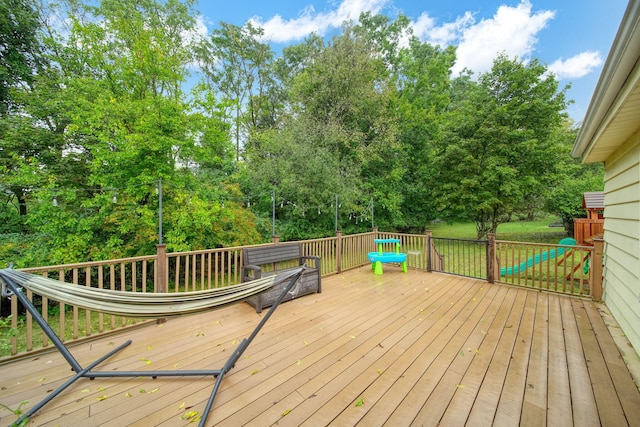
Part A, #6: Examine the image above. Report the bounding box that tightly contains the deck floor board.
[1,267,639,427]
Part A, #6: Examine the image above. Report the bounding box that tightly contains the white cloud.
[547,51,602,79]
[238,0,600,83]
[250,0,389,43]
[449,1,555,75]
[411,11,474,47]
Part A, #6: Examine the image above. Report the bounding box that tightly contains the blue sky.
[195,0,629,122]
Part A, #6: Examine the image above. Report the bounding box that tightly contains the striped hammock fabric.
[0,268,300,319]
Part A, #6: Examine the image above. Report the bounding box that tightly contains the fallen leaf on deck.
[147,345,152,350]
[456,384,466,389]
[355,398,365,407]
[281,409,291,417]
[125,392,131,397]
[150,388,159,393]
[179,402,185,409]
[250,369,259,375]
[181,411,200,422]
[97,395,108,401]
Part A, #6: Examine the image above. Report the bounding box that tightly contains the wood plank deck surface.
[1,267,639,426]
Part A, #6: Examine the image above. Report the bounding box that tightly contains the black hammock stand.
[0,266,306,427]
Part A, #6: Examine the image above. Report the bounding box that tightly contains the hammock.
[0,266,306,427]
[0,268,291,318]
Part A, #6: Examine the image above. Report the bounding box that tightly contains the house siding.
[602,132,640,355]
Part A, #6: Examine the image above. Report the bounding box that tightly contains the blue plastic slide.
[500,237,577,276]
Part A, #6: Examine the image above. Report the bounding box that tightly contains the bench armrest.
[242,264,262,281]
[301,255,321,270]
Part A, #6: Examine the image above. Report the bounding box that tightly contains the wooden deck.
[1,267,639,426]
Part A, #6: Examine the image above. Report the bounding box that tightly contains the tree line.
[0,0,602,267]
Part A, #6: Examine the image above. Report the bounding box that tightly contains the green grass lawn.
[428,215,569,243]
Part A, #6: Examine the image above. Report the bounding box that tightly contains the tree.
[196,22,275,161]
[243,22,404,238]
[393,38,457,231]
[0,0,63,232]
[545,121,604,235]
[1,0,259,266]
[433,55,569,239]
[0,0,42,113]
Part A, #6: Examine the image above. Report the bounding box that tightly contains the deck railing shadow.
[2,229,602,359]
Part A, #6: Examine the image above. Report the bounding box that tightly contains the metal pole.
[335,194,339,233]
[371,197,374,229]
[158,179,163,245]
[272,188,276,237]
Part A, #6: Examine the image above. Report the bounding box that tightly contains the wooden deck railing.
[494,239,603,298]
[1,230,603,359]
[9,256,156,357]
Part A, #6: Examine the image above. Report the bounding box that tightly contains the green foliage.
[394,39,457,230]
[546,162,604,235]
[0,4,603,266]
[433,55,571,238]
[0,0,260,267]
[0,315,20,355]
[0,400,29,427]
[0,0,42,113]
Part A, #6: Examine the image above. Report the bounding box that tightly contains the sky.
[196,0,629,123]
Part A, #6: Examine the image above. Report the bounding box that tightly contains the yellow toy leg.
[374,261,383,275]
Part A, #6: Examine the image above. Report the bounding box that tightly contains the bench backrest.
[243,243,302,266]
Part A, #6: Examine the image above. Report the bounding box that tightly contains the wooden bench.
[241,243,321,313]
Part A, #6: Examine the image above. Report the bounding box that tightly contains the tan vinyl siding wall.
[602,131,640,355]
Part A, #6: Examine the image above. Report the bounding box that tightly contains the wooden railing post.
[156,244,167,293]
[156,244,168,324]
[336,230,342,274]
[591,238,604,301]
[272,235,280,244]
[426,230,432,272]
[487,233,496,283]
